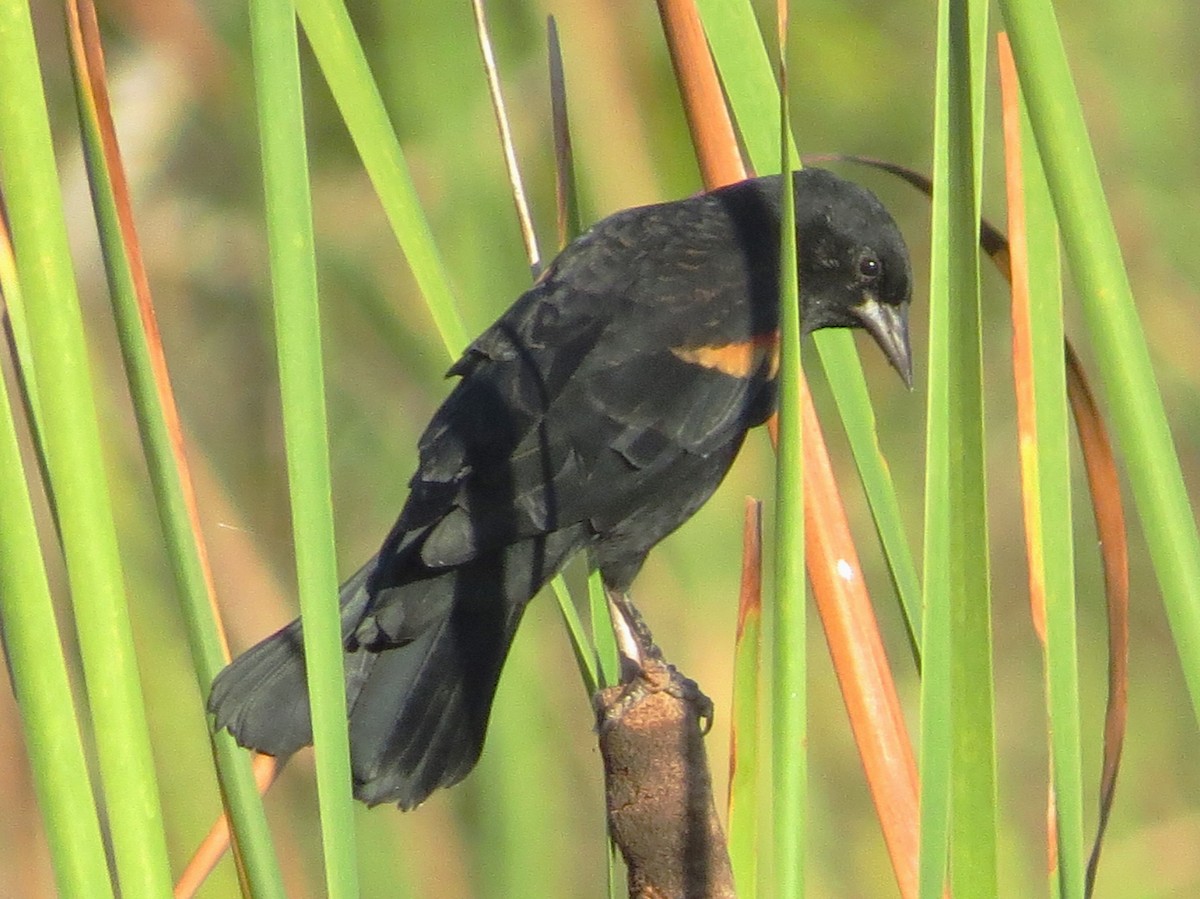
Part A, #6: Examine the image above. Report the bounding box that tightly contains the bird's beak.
[853,296,913,389]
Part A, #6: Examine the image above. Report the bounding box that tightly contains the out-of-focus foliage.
[3,1,1199,895]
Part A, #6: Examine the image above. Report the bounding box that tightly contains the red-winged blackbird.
[209,168,913,809]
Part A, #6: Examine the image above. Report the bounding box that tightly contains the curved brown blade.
[1065,342,1129,895]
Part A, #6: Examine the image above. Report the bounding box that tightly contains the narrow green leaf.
[0,2,173,893]
[1028,143,1086,899]
[1004,69,1086,897]
[772,7,806,890]
[0,353,113,899]
[0,229,42,427]
[292,0,469,356]
[0,222,55,530]
[997,0,1200,735]
[588,569,621,688]
[921,1,996,897]
[247,0,358,893]
[692,0,780,168]
[64,5,286,891]
[550,578,599,696]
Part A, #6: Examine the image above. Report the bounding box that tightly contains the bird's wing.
[382,193,778,570]
[407,309,772,568]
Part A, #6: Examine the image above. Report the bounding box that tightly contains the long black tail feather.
[208,529,584,809]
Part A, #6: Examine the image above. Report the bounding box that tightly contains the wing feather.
[379,187,779,575]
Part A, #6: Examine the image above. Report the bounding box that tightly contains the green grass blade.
[586,509,617,896]
[248,0,358,893]
[0,230,42,427]
[64,8,286,892]
[772,17,806,890]
[692,0,780,164]
[920,1,996,895]
[1,219,56,531]
[694,0,923,655]
[550,578,599,695]
[587,568,621,688]
[950,3,998,889]
[292,0,468,357]
[997,0,1200,732]
[0,351,113,899]
[0,4,173,894]
[1013,96,1086,899]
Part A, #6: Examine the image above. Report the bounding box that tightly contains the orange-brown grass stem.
[173,755,279,899]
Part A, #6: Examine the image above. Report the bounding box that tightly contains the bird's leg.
[605,587,663,665]
[604,587,713,732]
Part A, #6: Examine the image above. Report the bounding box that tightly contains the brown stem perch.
[596,647,735,899]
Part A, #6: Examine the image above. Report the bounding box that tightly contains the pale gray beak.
[853,297,913,389]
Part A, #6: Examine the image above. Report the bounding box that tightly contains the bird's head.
[792,168,914,387]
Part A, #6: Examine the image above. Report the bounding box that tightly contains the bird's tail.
[209,530,582,809]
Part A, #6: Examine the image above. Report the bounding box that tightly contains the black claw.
[665,666,714,734]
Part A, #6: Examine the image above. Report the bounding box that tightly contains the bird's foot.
[663,665,714,734]
[600,587,712,732]
[596,655,714,735]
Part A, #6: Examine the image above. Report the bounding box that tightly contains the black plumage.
[209,167,914,809]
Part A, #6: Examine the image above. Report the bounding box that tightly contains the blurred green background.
[3,0,1199,895]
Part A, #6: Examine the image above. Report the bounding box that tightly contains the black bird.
[209,168,913,810]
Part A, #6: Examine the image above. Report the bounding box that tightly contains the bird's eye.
[858,254,881,280]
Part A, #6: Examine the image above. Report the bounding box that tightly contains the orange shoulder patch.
[670,331,780,379]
